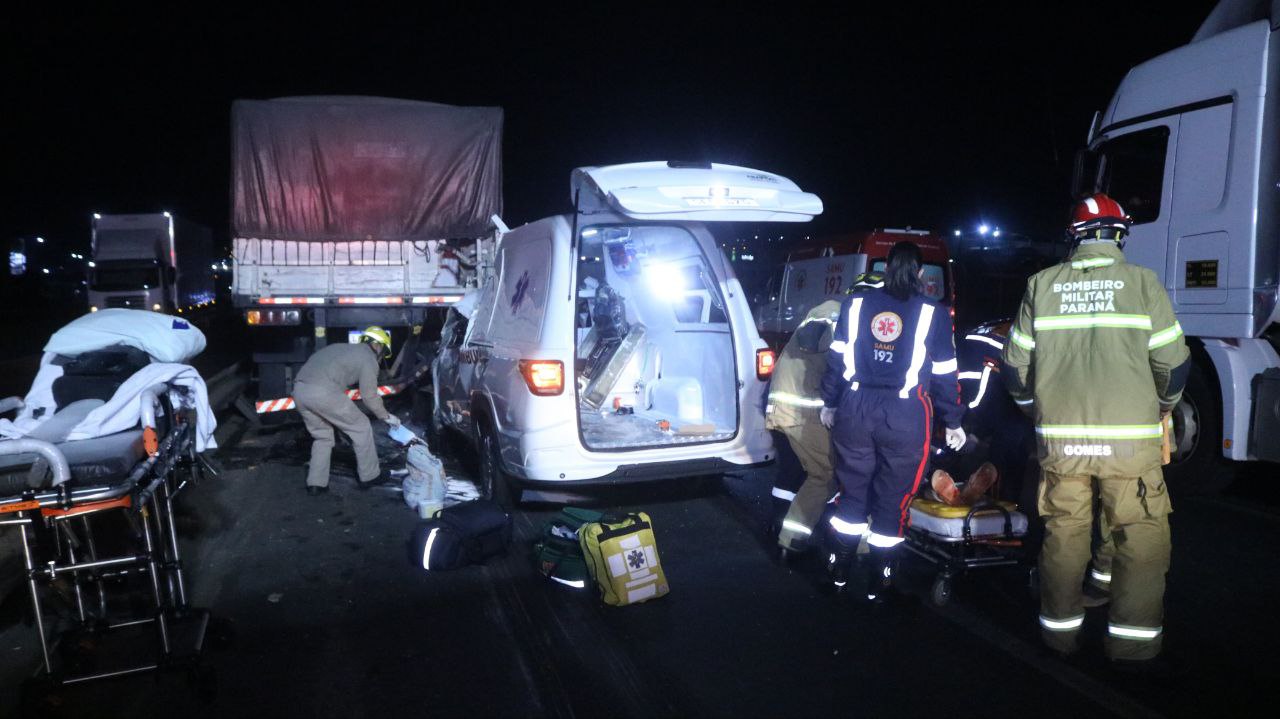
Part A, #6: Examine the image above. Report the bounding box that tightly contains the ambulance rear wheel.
[1164,357,1233,496]
[414,387,445,454]
[477,423,515,508]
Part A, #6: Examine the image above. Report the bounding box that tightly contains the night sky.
[6,3,1218,254]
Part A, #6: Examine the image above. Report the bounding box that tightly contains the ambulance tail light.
[756,348,776,380]
[519,360,564,396]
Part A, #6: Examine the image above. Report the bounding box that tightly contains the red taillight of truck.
[519,360,564,396]
[756,348,776,380]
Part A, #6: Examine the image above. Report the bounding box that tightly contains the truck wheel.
[477,422,515,508]
[1164,358,1234,495]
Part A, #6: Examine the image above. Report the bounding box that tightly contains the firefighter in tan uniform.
[767,299,842,556]
[767,273,885,557]
[1003,194,1190,668]
[293,326,400,495]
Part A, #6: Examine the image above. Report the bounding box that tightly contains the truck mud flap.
[1253,368,1280,462]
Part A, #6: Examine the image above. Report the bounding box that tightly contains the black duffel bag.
[52,345,152,408]
[410,499,512,571]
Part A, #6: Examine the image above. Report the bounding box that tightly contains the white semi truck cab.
[1075,0,1280,488]
[88,212,214,315]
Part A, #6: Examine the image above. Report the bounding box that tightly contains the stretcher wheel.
[19,677,63,719]
[187,663,218,704]
[930,575,952,607]
[206,615,237,652]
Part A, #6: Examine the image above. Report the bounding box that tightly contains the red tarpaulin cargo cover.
[232,96,502,242]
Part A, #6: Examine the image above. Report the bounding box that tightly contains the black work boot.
[865,546,900,605]
[357,468,394,490]
[826,543,857,592]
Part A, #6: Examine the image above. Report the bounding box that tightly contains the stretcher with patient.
[904,445,1031,607]
[0,309,219,705]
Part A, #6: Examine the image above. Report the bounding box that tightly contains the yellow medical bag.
[579,512,670,606]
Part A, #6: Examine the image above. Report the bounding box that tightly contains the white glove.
[945,426,967,451]
[820,407,836,429]
[385,414,401,427]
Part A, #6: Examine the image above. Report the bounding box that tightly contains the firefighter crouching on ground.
[1003,193,1190,669]
[820,242,965,602]
[293,326,401,495]
[767,272,884,559]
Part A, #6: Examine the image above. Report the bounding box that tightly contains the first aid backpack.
[579,512,669,606]
[532,507,602,590]
[411,499,511,572]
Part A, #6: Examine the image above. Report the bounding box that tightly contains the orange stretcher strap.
[41,495,132,518]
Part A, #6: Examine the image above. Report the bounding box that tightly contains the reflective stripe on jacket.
[767,300,841,430]
[1002,242,1190,476]
[820,287,962,429]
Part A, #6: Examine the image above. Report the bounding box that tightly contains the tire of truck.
[476,418,516,508]
[1163,355,1234,496]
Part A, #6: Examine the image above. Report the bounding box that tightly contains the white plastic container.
[648,377,703,424]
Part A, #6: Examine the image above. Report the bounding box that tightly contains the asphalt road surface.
[2,387,1277,719]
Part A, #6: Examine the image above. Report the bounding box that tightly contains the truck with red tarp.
[229,96,503,404]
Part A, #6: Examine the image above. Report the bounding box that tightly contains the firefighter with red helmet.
[1003,193,1190,669]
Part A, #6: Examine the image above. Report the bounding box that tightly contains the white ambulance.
[431,162,823,502]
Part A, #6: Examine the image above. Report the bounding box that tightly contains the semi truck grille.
[105,295,148,309]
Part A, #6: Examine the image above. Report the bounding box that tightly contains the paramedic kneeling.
[819,241,965,603]
[293,326,400,495]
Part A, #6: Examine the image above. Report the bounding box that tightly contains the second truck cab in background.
[88,212,214,315]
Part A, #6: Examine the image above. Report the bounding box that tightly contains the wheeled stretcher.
[904,497,1029,607]
[0,381,218,703]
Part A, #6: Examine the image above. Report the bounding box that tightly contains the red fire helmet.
[1069,193,1131,237]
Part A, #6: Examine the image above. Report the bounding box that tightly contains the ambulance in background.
[1072,0,1280,491]
[754,228,954,350]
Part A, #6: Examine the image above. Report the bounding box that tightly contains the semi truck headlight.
[152,303,162,311]
[89,306,98,312]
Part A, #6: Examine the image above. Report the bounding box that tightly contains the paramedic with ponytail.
[819,241,965,603]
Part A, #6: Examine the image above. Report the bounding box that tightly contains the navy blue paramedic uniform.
[820,287,963,549]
